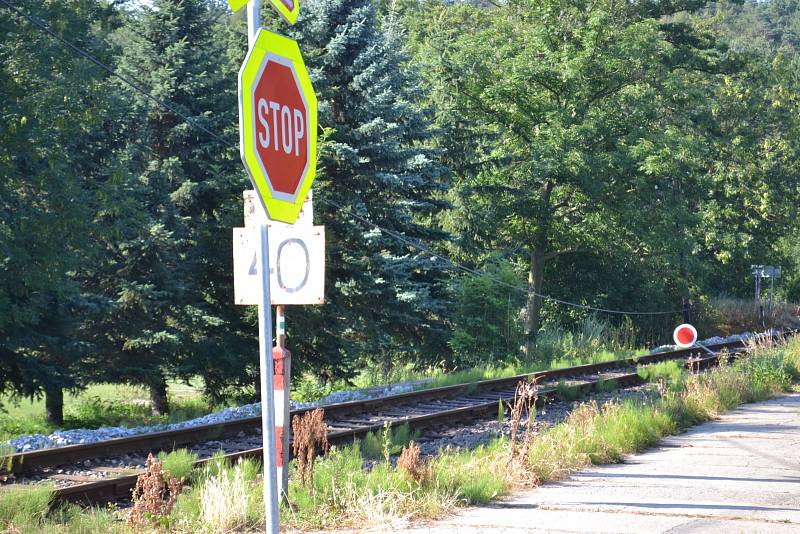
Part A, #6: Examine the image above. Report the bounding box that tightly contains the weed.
[360,429,383,460]
[0,443,13,477]
[360,421,420,461]
[127,453,183,530]
[497,398,505,424]
[397,441,432,485]
[508,377,538,465]
[594,378,618,393]
[292,408,329,487]
[381,421,392,464]
[638,360,685,393]
[157,448,198,482]
[388,422,418,454]
[555,380,579,401]
[0,483,54,530]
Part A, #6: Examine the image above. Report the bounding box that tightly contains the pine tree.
[283,0,452,379]
[91,0,241,413]
[0,0,119,423]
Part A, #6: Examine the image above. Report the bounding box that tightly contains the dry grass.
[291,408,329,488]
[127,453,182,530]
[5,339,799,533]
[199,460,252,532]
[507,377,539,482]
[397,441,433,485]
[704,297,800,336]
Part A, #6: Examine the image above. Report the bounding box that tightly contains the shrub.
[292,408,329,487]
[397,441,432,485]
[127,453,183,530]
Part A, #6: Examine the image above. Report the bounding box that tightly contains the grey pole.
[257,223,280,534]
[247,0,260,48]
[246,2,280,532]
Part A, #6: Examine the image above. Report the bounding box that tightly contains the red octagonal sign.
[253,58,308,198]
[239,30,317,224]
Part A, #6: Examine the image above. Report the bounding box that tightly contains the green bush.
[735,353,792,398]
[555,381,580,401]
[449,260,525,366]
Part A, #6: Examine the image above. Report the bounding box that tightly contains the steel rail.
[52,349,730,505]
[47,341,754,506]
[1,337,755,477]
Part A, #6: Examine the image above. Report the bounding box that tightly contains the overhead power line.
[0,0,235,149]
[1,0,683,317]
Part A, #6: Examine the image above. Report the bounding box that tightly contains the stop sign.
[239,29,317,224]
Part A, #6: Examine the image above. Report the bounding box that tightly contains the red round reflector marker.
[673,323,698,348]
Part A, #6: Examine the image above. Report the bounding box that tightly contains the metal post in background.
[247,0,260,48]
[273,305,291,497]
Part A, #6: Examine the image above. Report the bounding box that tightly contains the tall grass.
[157,449,199,482]
[292,316,645,403]
[697,296,800,336]
[0,484,54,531]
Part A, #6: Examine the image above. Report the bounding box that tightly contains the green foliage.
[157,449,199,482]
[0,0,122,423]
[360,422,419,460]
[359,430,383,461]
[536,317,640,366]
[0,483,54,530]
[734,353,792,397]
[5,345,796,532]
[450,260,525,365]
[282,0,452,382]
[3,0,800,433]
[0,382,210,442]
[594,379,619,394]
[555,381,580,401]
[638,361,687,393]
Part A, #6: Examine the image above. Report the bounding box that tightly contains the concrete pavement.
[404,393,800,533]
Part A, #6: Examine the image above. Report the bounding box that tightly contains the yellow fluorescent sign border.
[238,28,318,224]
[227,0,300,25]
[226,0,249,13]
[269,0,300,25]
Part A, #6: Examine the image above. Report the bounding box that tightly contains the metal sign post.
[246,3,280,533]
[257,225,280,534]
[232,0,317,526]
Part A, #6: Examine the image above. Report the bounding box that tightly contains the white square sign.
[233,225,325,305]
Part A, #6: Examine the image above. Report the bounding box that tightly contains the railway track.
[0,333,782,507]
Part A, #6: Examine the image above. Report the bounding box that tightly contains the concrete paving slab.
[399,393,800,534]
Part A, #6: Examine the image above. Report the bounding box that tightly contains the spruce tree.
[92,0,240,413]
[0,0,118,423]
[284,0,451,379]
